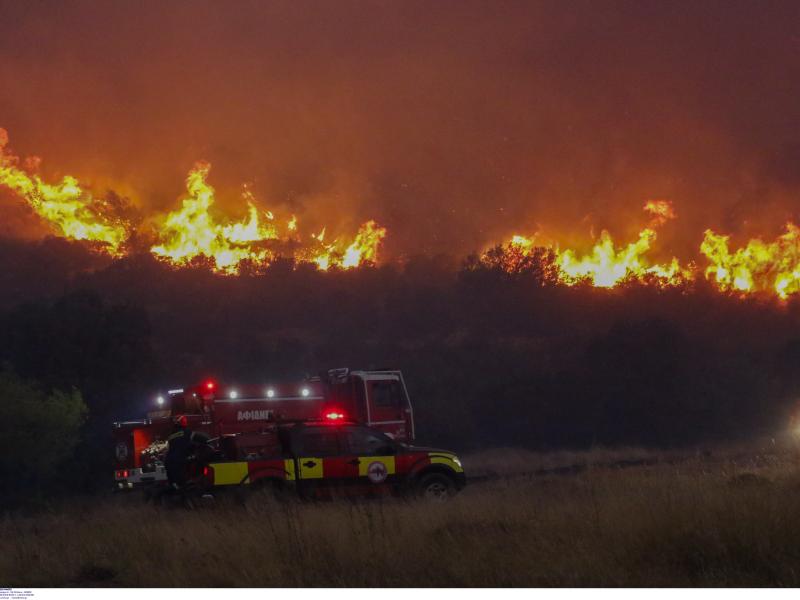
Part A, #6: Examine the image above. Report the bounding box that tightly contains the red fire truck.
[113,368,465,500]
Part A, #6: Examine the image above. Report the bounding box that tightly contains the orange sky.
[2,0,800,260]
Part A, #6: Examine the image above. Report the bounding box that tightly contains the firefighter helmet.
[173,414,188,428]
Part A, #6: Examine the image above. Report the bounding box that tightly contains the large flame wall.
[3,127,800,298]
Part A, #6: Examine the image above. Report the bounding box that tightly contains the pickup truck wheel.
[416,472,455,502]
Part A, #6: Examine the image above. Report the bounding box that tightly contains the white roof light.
[266,389,275,398]
[167,388,184,395]
[301,387,310,397]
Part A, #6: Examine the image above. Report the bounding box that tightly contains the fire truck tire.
[416,472,456,501]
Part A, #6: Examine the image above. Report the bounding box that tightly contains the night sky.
[2,0,799,260]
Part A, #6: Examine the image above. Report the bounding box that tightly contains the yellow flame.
[307,220,387,271]
[557,228,688,287]
[9,128,800,298]
[148,162,387,274]
[0,129,387,273]
[150,162,279,273]
[701,224,800,299]
[509,234,535,251]
[0,128,128,253]
[496,201,689,288]
[341,220,386,268]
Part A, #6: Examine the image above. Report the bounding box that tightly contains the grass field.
[3,440,800,587]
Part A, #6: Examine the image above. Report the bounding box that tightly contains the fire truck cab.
[113,369,418,490]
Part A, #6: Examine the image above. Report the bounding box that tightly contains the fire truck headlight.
[229,390,238,399]
[301,387,310,397]
[156,396,164,406]
[266,389,275,398]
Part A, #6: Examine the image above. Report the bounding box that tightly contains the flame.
[341,220,386,267]
[643,199,676,226]
[509,235,535,252]
[701,225,800,299]
[494,204,800,299]
[150,162,279,273]
[497,201,690,288]
[307,220,387,271]
[0,128,129,253]
[557,228,688,288]
[7,128,800,297]
[149,163,387,274]
[0,129,387,275]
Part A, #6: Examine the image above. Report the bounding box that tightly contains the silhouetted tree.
[0,369,86,504]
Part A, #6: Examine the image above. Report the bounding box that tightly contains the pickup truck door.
[291,427,343,498]
[339,426,398,495]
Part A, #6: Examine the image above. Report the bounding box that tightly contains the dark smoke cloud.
[1,0,799,260]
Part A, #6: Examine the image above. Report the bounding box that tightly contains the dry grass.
[4,443,800,587]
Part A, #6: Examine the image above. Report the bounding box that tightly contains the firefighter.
[165,415,196,490]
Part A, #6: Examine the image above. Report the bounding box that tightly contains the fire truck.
[113,368,465,500]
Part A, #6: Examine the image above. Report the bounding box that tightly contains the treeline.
[2,237,800,502]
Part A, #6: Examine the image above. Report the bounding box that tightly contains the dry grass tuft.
[4,444,800,587]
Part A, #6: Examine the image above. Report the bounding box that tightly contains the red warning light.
[324,411,345,421]
[205,380,216,391]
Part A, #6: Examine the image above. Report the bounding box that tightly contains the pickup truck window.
[294,428,341,456]
[343,426,395,455]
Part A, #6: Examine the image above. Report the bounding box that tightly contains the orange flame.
[6,128,800,298]
[151,163,388,273]
[499,200,690,288]
[643,199,676,227]
[150,162,279,273]
[0,128,129,254]
[0,130,387,274]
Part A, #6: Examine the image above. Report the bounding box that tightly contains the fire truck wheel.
[416,472,456,501]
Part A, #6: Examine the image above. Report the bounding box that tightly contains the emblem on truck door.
[367,460,388,483]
